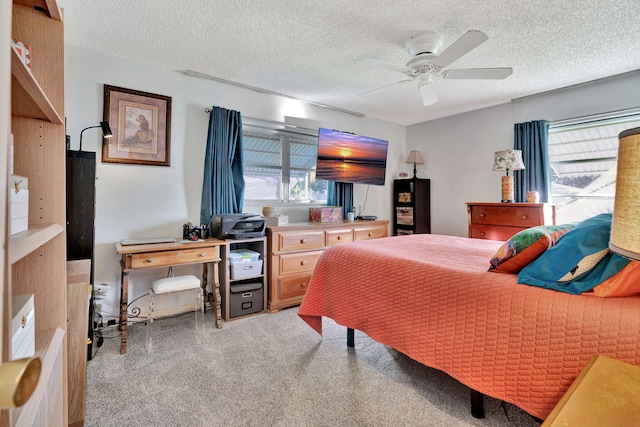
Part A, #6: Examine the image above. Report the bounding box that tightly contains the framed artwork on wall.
[102,85,172,166]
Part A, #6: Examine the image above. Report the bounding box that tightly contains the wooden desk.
[543,355,640,426]
[115,238,225,354]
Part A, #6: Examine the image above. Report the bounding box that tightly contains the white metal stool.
[146,274,204,351]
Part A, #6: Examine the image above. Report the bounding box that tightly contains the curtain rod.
[203,109,318,135]
[185,69,364,118]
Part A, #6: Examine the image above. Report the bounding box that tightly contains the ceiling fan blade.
[442,67,513,79]
[418,82,438,106]
[356,57,412,74]
[433,30,488,68]
[359,78,415,97]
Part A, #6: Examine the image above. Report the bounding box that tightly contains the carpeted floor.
[85,308,542,427]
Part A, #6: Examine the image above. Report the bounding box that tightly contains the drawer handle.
[521,215,528,219]
[200,252,206,257]
[21,316,26,328]
[146,258,153,263]
[480,213,486,217]
[337,235,342,240]
[480,232,486,237]
[300,260,306,266]
[300,238,306,244]
[301,282,307,288]
[368,232,373,237]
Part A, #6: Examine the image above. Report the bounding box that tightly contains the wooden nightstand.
[542,355,640,426]
[466,202,555,241]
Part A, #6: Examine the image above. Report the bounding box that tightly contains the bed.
[297,232,640,420]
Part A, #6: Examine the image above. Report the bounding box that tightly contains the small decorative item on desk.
[262,206,276,217]
[526,191,540,203]
[309,206,343,223]
[182,222,208,240]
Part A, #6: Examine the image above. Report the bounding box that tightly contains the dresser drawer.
[355,225,387,240]
[470,224,524,241]
[470,205,541,228]
[129,247,219,269]
[326,228,354,246]
[278,273,313,300]
[278,230,325,251]
[279,250,323,275]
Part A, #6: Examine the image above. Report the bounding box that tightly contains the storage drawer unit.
[228,282,264,318]
[467,202,555,241]
[266,220,389,312]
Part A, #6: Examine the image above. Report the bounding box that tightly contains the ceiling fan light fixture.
[418,75,438,106]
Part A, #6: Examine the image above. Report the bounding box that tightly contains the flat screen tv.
[315,128,388,186]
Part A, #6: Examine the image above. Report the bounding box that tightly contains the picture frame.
[102,85,172,166]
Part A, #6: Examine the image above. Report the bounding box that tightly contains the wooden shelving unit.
[2,1,68,425]
[393,178,431,236]
[219,237,267,321]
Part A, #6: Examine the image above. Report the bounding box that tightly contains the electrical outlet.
[95,284,109,298]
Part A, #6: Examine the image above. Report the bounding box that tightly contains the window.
[548,110,640,224]
[242,125,328,204]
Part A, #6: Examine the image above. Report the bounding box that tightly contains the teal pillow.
[517,213,630,294]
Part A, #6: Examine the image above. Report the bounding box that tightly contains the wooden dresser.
[266,220,389,312]
[466,202,555,241]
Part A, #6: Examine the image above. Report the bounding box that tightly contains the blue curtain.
[200,106,245,229]
[327,181,354,219]
[513,120,551,202]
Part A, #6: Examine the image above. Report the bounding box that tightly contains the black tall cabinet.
[393,178,431,236]
[66,150,96,360]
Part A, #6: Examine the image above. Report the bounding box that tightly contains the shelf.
[13,0,61,21]
[10,46,62,124]
[9,223,64,264]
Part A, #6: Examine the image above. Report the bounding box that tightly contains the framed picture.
[102,85,171,166]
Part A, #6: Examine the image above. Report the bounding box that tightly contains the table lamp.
[492,149,525,203]
[610,127,640,260]
[405,150,425,178]
[79,121,112,151]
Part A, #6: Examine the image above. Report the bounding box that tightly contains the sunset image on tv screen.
[316,128,388,186]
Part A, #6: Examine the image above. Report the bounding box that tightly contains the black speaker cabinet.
[66,150,96,360]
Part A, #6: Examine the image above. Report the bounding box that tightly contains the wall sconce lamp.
[492,149,525,203]
[0,356,41,408]
[610,127,640,260]
[405,150,425,178]
[78,121,112,152]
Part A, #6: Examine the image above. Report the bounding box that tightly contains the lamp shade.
[610,127,640,260]
[492,149,525,172]
[405,150,425,165]
[100,121,113,138]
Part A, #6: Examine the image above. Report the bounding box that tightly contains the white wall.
[65,45,405,317]
[408,71,640,237]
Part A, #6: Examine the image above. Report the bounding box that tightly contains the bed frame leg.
[347,328,354,347]
[470,389,485,418]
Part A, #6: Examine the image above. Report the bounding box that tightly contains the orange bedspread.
[298,234,640,419]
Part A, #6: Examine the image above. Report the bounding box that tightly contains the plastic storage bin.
[229,249,262,280]
[229,249,260,262]
[230,260,263,280]
[229,282,263,318]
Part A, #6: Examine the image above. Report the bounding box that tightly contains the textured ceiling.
[58,0,640,126]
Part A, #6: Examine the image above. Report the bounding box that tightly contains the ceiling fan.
[356,30,513,106]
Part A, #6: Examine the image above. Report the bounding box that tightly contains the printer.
[212,213,266,239]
